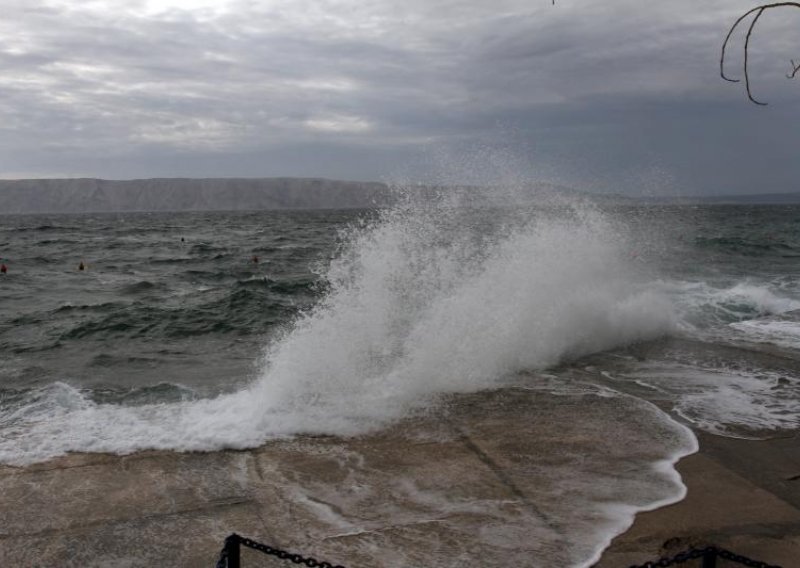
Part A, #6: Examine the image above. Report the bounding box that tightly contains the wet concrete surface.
[0,387,664,567]
[597,433,800,568]
[1,386,797,567]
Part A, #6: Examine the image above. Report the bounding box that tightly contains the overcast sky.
[2,0,800,195]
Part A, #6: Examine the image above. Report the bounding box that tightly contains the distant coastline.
[0,177,584,214]
[1,177,799,214]
[0,177,391,214]
[642,192,800,205]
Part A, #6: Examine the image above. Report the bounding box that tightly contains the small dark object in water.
[0,263,6,274]
[78,261,85,271]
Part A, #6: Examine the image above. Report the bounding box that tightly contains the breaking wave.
[0,192,678,465]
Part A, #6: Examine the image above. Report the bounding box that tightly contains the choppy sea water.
[2,195,799,566]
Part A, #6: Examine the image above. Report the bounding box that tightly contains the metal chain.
[238,535,347,568]
[628,546,783,568]
[628,547,709,568]
[219,535,781,568]
[717,547,782,568]
[215,542,229,568]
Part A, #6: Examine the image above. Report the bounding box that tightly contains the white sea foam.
[730,318,800,350]
[0,190,708,568]
[658,280,800,331]
[658,277,800,352]
[617,362,800,437]
[576,407,696,568]
[0,195,678,465]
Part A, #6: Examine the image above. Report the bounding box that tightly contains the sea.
[2,190,799,566]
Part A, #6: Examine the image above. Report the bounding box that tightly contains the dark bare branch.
[721,2,800,105]
[744,7,768,104]
[787,59,800,78]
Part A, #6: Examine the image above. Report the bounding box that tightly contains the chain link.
[226,535,347,568]
[628,546,783,568]
[215,542,229,568]
[628,547,707,568]
[219,534,782,568]
[717,547,782,568]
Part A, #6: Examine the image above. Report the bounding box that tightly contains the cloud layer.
[2,0,800,194]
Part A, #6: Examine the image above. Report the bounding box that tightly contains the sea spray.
[0,189,678,464]
[3,197,800,567]
[249,194,676,434]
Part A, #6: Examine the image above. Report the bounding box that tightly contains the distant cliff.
[0,177,608,214]
[695,192,800,204]
[0,178,394,214]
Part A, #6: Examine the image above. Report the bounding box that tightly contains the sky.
[2,0,800,195]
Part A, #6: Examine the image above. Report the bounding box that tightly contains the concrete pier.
[1,388,797,567]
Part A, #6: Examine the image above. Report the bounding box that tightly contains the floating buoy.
[0,263,6,274]
[78,261,85,271]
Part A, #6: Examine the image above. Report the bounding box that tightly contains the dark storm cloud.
[2,0,800,194]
